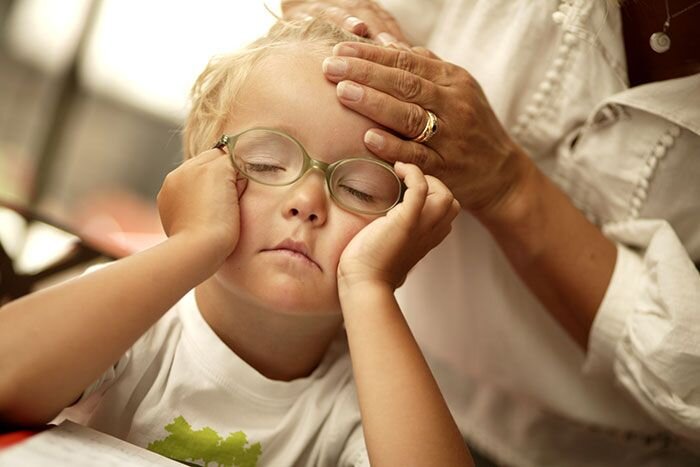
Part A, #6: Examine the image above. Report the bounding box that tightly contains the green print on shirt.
[147,416,262,467]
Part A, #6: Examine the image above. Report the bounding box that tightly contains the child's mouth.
[262,239,321,271]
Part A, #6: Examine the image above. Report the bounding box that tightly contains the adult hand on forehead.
[322,42,530,215]
[281,0,409,44]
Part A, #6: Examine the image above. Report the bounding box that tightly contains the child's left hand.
[337,162,460,291]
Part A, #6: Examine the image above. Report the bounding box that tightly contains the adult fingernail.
[322,57,347,77]
[333,43,359,57]
[364,130,385,150]
[337,81,363,101]
[344,16,365,31]
[377,32,397,46]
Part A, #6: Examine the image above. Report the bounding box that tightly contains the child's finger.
[416,175,459,227]
[193,148,228,165]
[392,161,428,224]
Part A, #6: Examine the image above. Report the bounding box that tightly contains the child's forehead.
[251,43,329,81]
[226,45,383,161]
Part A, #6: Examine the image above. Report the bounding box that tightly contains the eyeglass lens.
[230,129,401,213]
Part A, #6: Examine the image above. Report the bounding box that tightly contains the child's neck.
[194,279,344,381]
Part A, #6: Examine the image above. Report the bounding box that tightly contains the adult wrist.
[472,145,543,231]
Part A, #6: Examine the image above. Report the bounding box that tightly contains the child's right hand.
[157,149,245,264]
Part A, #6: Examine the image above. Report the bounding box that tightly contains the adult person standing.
[282,1,700,465]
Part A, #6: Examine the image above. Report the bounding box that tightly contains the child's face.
[213,44,385,315]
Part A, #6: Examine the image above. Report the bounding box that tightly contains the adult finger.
[321,6,369,37]
[323,56,438,105]
[363,128,443,177]
[411,46,440,59]
[337,2,409,42]
[334,79,441,143]
[332,42,443,81]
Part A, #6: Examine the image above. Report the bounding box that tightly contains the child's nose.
[282,171,329,225]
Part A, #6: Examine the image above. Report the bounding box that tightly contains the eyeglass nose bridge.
[303,157,333,183]
[281,155,336,204]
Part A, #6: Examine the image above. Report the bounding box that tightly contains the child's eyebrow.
[247,122,299,138]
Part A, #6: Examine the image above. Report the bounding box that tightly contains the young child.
[0,19,471,467]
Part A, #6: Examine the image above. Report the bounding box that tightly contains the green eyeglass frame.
[214,128,405,215]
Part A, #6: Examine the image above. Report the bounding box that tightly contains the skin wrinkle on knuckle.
[366,46,385,63]
[406,104,426,138]
[409,145,430,169]
[395,71,422,101]
[393,50,414,73]
[352,61,371,84]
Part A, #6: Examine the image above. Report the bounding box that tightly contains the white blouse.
[381,0,700,465]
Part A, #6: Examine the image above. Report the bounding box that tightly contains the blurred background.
[0,0,277,251]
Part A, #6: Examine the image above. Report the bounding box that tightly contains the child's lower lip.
[265,249,321,270]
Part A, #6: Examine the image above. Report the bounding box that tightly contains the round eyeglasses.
[215,128,405,215]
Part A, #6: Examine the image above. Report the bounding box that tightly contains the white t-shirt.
[58,290,369,467]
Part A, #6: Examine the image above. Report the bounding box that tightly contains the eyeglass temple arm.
[213,135,230,150]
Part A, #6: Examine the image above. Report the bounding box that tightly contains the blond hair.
[183,19,369,159]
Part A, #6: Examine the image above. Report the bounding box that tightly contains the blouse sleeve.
[583,218,700,443]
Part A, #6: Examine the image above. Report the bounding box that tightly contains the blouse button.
[641,165,653,178]
[635,186,647,201]
[638,178,649,190]
[532,92,545,104]
[553,58,565,70]
[646,156,658,170]
[630,207,640,218]
[631,197,642,209]
[545,70,559,81]
[660,134,675,147]
[559,3,571,13]
[525,105,538,118]
[652,145,666,158]
[668,125,681,137]
[563,33,577,45]
[559,44,571,55]
[539,81,553,93]
[552,11,566,23]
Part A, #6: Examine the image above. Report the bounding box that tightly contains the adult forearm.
[478,150,617,349]
[340,282,472,467]
[0,233,220,426]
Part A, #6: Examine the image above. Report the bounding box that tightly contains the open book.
[0,420,181,466]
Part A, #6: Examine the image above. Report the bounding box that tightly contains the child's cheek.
[235,178,248,198]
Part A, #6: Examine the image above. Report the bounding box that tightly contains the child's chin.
[260,293,341,316]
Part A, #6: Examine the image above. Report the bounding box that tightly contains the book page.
[0,420,181,466]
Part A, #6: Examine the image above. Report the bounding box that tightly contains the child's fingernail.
[333,43,359,57]
[322,57,347,77]
[337,81,363,101]
[364,130,385,150]
[377,32,397,46]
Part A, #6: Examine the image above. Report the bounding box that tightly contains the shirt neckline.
[177,290,349,406]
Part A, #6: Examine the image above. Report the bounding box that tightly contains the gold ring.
[411,109,438,144]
